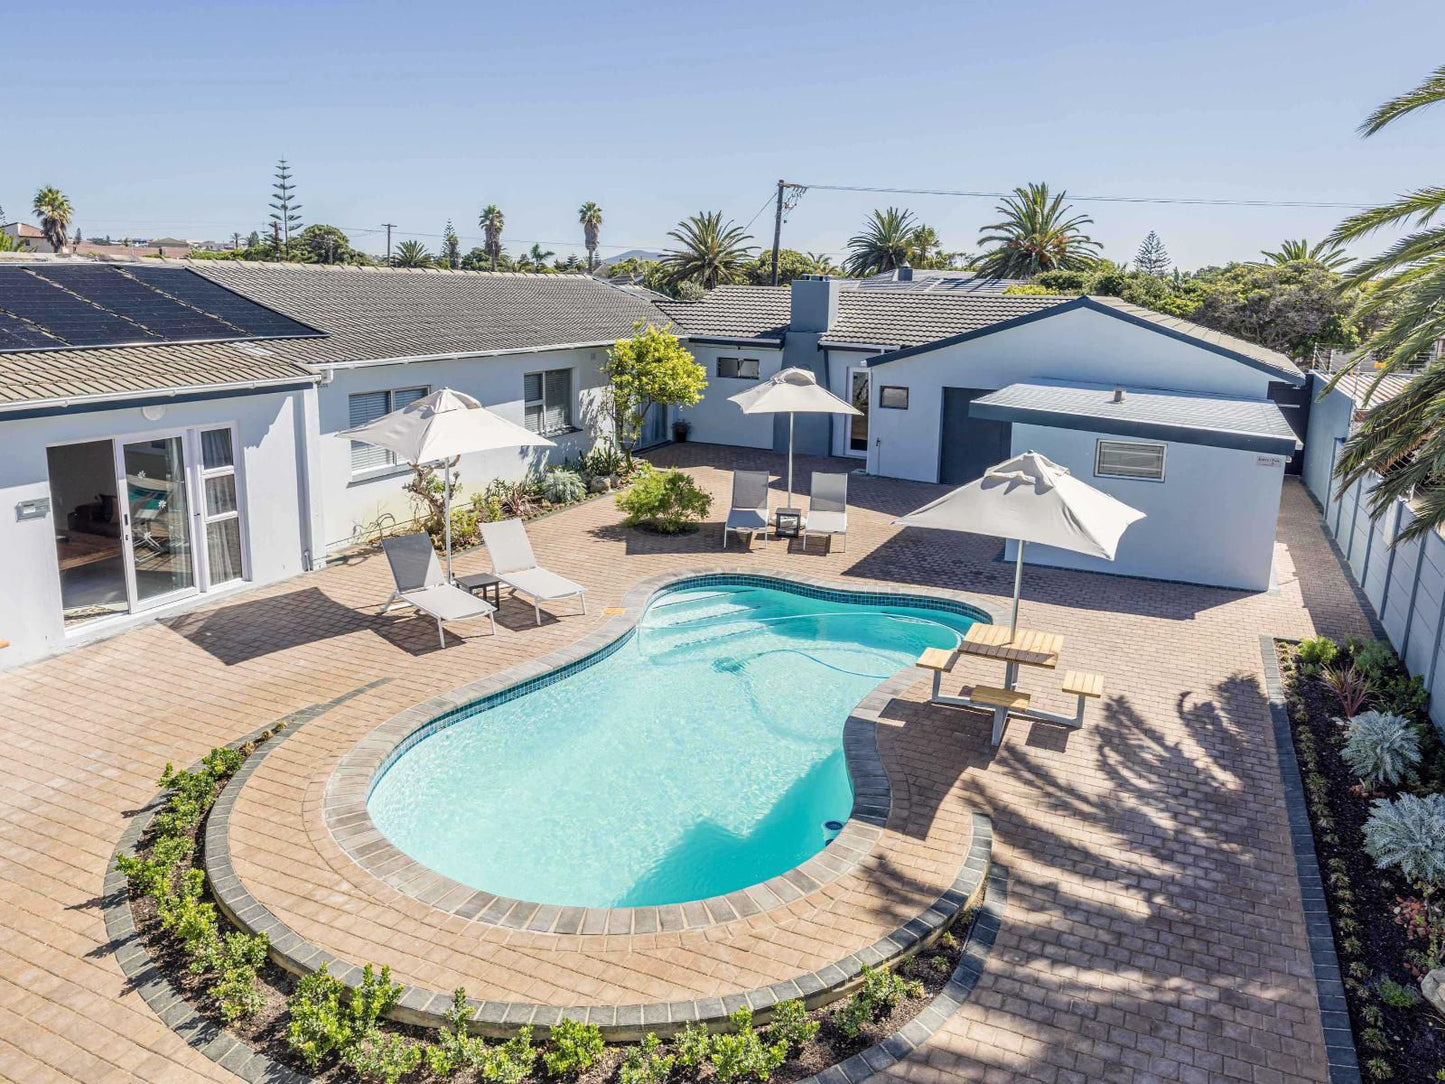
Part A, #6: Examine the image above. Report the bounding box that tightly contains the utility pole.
[770,180,785,286]
[382,222,396,266]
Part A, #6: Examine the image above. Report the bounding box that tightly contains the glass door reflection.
[121,436,196,605]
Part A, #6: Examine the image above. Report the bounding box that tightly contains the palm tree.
[32,186,73,251]
[843,208,917,276]
[527,243,555,272]
[660,211,755,289]
[973,183,1102,280]
[806,251,840,276]
[579,202,603,272]
[1260,238,1351,270]
[907,224,944,268]
[393,239,433,268]
[1326,63,1445,538]
[478,204,505,270]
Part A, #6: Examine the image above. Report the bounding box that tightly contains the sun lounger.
[480,518,587,625]
[381,533,496,648]
[803,472,848,552]
[723,470,770,549]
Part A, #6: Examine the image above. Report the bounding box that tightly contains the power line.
[793,182,1373,211]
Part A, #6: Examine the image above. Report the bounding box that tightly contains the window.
[348,387,428,473]
[717,357,760,380]
[1095,439,1166,481]
[199,426,245,585]
[878,385,909,410]
[524,369,573,434]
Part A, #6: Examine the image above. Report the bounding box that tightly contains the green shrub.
[1343,711,1421,789]
[425,988,485,1077]
[580,443,623,480]
[1353,637,1397,679]
[286,965,353,1069]
[832,966,923,1039]
[709,1009,787,1083]
[211,965,266,1023]
[619,1033,674,1084]
[766,998,818,1053]
[483,478,537,519]
[1365,1056,1393,1080]
[202,746,245,779]
[342,1030,424,1084]
[616,468,712,533]
[1297,635,1339,675]
[1376,976,1422,1009]
[541,470,587,505]
[543,1017,604,1077]
[349,964,403,1034]
[201,931,269,1020]
[1364,794,1445,885]
[674,1021,713,1070]
[479,1026,536,1084]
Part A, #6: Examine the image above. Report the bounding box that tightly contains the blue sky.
[3,0,1440,269]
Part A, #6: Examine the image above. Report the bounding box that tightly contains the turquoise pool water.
[367,580,978,908]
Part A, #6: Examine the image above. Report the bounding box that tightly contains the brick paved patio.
[0,445,1375,1082]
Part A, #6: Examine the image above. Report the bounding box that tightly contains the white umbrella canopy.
[895,451,1145,634]
[729,367,860,508]
[340,388,555,580]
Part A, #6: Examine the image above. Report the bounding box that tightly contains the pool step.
[637,618,772,662]
[647,588,740,611]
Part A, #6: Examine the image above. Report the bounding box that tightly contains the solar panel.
[125,266,322,339]
[0,310,61,351]
[36,266,237,341]
[0,267,162,348]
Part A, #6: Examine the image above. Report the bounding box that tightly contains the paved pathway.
[0,446,1374,1082]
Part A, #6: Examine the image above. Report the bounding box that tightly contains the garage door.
[939,387,1013,485]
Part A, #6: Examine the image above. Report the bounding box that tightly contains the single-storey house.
[0,261,1306,668]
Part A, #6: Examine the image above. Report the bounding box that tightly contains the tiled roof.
[1085,296,1303,382]
[1327,370,1417,413]
[972,380,1300,454]
[192,262,673,361]
[0,261,673,409]
[656,285,1069,348]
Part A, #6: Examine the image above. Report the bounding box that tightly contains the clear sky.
[3,0,1441,269]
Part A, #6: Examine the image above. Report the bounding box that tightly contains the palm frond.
[1329,187,1445,243]
[1360,64,1445,136]
[1344,224,1445,282]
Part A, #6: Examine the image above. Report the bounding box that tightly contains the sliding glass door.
[119,435,197,608]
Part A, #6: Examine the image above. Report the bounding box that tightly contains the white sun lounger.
[803,471,848,552]
[723,470,770,549]
[381,533,496,648]
[480,518,587,625]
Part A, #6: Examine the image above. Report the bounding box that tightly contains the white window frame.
[1094,438,1167,482]
[878,385,909,410]
[348,386,429,475]
[524,368,575,436]
[196,423,248,589]
[717,356,760,380]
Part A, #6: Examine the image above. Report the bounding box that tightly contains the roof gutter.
[313,339,623,371]
[0,373,319,420]
[969,400,1301,455]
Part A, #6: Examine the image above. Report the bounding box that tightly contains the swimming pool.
[366,578,980,908]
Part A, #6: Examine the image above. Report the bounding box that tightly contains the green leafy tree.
[603,324,707,462]
[844,207,917,276]
[393,239,433,268]
[246,229,261,249]
[974,182,1102,280]
[31,186,73,250]
[1188,261,1357,360]
[268,158,302,251]
[907,223,951,268]
[298,224,356,264]
[1134,231,1171,277]
[460,245,491,271]
[1260,237,1351,270]
[579,201,603,271]
[479,204,505,269]
[661,211,755,289]
[744,248,819,285]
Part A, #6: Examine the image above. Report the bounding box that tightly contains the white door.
[116,433,199,611]
[846,368,870,457]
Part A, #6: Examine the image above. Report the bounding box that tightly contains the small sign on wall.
[1257,456,1284,468]
[15,497,49,521]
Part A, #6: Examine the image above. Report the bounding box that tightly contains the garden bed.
[116,734,982,1084]
[1275,637,1445,1083]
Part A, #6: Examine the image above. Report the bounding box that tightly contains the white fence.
[1307,456,1445,733]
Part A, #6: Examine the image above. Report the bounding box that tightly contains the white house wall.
[0,389,310,669]
[315,346,608,552]
[676,344,785,449]
[1003,422,1285,591]
[864,307,1284,482]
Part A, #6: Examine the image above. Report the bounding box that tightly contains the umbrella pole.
[787,412,795,508]
[444,458,454,583]
[1009,539,1025,638]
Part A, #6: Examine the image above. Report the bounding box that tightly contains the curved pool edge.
[323,569,992,931]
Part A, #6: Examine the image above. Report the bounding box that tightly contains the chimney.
[790,274,841,333]
[896,261,913,283]
[1112,387,1126,403]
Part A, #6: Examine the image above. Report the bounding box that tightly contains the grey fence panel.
[1405,531,1445,681]
[1381,525,1422,649]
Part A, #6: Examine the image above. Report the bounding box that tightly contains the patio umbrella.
[340,388,554,581]
[728,367,860,510]
[895,451,1145,636]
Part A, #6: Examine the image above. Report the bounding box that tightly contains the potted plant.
[672,419,692,443]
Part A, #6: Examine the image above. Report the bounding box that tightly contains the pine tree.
[1135,230,1171,277]
[442,219,461,269]
[246,230,261,250]
[268,158,303,253]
